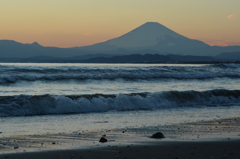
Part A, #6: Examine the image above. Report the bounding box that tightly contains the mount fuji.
[79,22,213,55]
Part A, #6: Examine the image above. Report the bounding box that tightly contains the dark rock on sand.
[99,137,107,143]
[150,132,165,139]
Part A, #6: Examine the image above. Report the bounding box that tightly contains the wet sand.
[1,117,240,159]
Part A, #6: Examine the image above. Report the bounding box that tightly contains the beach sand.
[1,117,240,159]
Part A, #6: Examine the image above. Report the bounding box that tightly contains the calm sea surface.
[0,63,240,136]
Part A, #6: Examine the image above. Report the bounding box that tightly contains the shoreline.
[1,117,240,158]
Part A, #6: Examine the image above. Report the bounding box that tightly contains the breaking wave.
[1,89,240,117]
[1,71,240,85]
[1,63,240,84]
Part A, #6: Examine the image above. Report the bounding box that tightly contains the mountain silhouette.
[0,40,94,58]
[1,22,240,59]
[107,22,189,48]
[80,22,212,55]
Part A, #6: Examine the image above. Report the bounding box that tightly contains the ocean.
[0,63,240,136]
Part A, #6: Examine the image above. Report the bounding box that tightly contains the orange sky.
[1,0,239,48]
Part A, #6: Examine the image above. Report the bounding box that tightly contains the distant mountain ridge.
[1,22,240,60]
[216,52,240,60]
[0,54,219,63]
[0,40,94,58]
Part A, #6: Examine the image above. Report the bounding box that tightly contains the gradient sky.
[1,0,240,48]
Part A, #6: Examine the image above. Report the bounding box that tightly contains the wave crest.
[1,89,240,117]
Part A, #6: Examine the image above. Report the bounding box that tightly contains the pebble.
[99,137,107,143]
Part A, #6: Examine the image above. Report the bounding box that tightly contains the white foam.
[1,90,240,117]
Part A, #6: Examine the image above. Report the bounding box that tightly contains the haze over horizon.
[1,0,240,48]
